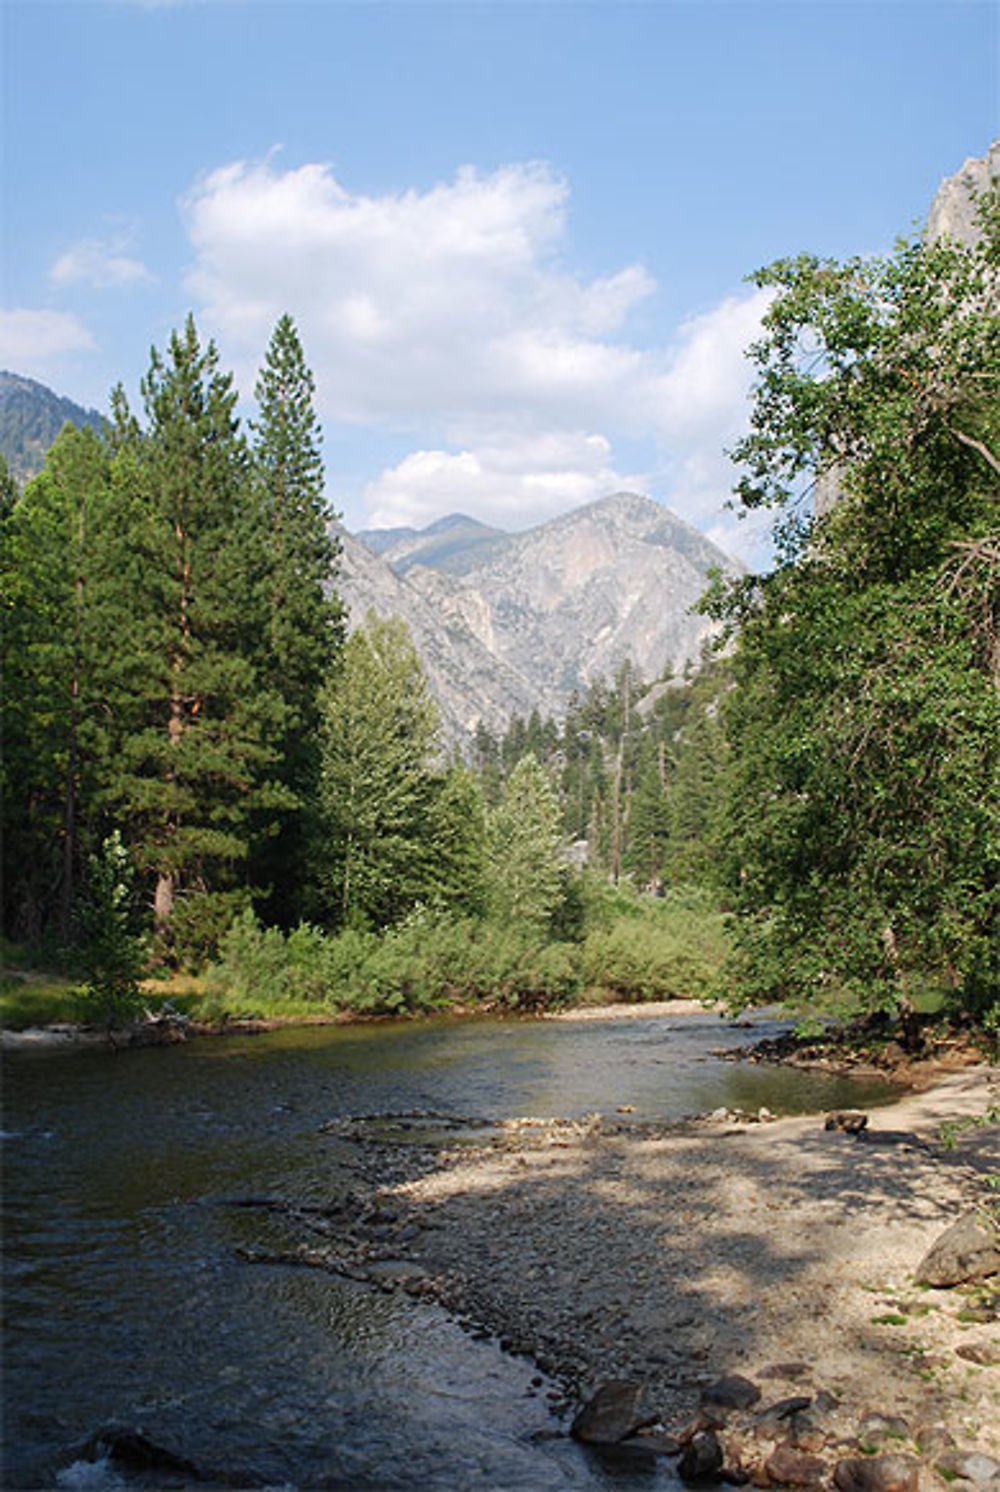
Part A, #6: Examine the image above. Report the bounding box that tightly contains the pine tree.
[104,317,281,964]
[486,753,565,929]
[1,424,113,940]
[317,613,444,929]
[249,315,344,920]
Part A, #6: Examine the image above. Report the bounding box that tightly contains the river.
[2,1009,895,1490]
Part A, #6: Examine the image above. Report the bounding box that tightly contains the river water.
[2,1009,895,1491]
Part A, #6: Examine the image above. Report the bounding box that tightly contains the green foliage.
[205,886,730,1019]
[580,883,731,1002]
[486,753,566,928]
[73,831,147,1029]
[707,196,1000,1021]
[317,613,482,930]
[1,424,115,940]
[247,315,345,921]
[2,312,349,969]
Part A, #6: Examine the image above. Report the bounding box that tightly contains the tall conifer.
[1,425,113,939]
[249,314,344,920]
[104,317,280,963]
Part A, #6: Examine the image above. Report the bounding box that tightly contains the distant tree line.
[471,654,730,895]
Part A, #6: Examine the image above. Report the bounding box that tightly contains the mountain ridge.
[0,370,105,488]
[339,491,738,742]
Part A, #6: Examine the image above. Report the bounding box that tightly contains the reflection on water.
[2,1010,895,1489]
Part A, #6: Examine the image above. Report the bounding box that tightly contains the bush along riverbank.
[1,883,732,1039]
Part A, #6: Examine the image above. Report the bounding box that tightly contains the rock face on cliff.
[340,492,737,745]
[925,141,1000,246]
[334,525,546,744]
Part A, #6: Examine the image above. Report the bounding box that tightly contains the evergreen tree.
[486,753,565,929]
[1,424,113,940]
[318,613,447,929]
[248,313,345,920]
[103,317,281,964]
[623,733,672,888]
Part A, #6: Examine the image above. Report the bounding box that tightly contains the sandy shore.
[311,1060,1000,1479]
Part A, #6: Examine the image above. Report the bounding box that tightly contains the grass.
[0,967,210,1031]
[0,974,81,1028]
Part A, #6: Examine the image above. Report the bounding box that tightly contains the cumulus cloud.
[183,157,654,427]
[365,431,637,530]
[50,233,154,290]
[0,308,95,370]
[181,154,768,561]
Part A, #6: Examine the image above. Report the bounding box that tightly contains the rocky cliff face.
[333,526,544,744]
[342,492,737,744]
[925,141,1000,246]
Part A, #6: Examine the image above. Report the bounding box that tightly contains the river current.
[2,1009,895,1490]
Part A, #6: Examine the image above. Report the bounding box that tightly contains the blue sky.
[2,0,997,560]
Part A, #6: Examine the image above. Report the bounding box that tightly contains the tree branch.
[949,426,1000,480]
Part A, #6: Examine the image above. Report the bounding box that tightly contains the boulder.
[833,1454,920,1492]
[679,1428,724,1483]
[765,1443,829,1486]
[933,1450,1000,1487]
[824,1112,868,1134]
[701,1374,762,1412]
[914,1212,1000,1287]
[955,1337,1000,1366]
[570,1380,646,1445]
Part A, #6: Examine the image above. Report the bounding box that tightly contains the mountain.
[334,526,545,744]
[342,492,738,741]
[4,370,735,745]
[358,512,506,574]
[0,371,105,487]
[925,140,1000,247]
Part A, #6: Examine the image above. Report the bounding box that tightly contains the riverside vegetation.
[2,195,998,1045]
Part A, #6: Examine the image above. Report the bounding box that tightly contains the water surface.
[2,1009,895,1489]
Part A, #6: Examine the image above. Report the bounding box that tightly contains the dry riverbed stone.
[701,1374,763,1413]
[914,1212,1000,1288]
[570,1380,646,1444]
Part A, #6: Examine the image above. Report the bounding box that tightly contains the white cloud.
[365,431,635,530]
[50,233,154,290]
[180,154,769,563]
[182,156,654,427]
[0,308,95,370]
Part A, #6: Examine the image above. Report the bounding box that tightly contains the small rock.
[914,1422,956,1457]
[859,1412,911,1443]
[934,1450,1000,1486]
[679,1428,725,1483]
[765,1443,828,1486]
[914,1212,1000,1287]
[824,1111,868,1134]
[833,1453,920,1492]
[701,1374,762,1412]
[617,1432,681,1458]
[786,1412,826,1453]
[570,1380,646,1445]
[759,1362,811,1381]
[955,1338,1000,1366]
[760,1395,813,1422]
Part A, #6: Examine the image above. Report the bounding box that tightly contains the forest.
[2,200,997,1036]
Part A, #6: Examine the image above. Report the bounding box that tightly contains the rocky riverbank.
[246,1063,1000,1488]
